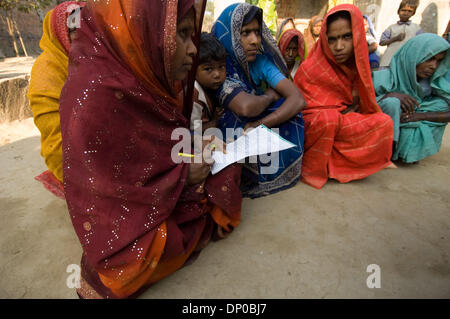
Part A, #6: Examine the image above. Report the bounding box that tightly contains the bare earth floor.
[0,118,449,299]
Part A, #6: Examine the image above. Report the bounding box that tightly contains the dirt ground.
[0,118,449,299]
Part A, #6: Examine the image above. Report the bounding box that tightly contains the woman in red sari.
[294,4,394,190]
[59,0,242,299]
[278,28,306,80]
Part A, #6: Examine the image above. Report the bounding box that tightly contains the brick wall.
[276,0,329,34]
[0,1,61,58]
[276,0,449,38]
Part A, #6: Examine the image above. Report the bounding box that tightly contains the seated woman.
[373,33,449,164]
[59,0,242,299]
[212,3,306,198]
[278,28,306,80]
[303,16,323,56]
[294,4,394,190]
[27,1,85,199]
[363,15,380,69]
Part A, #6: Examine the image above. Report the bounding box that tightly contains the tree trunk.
[5,14,20,57]
[12,18,28,57]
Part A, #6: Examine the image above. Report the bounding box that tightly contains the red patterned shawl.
[294,4,380,115]
[278,28,305,63]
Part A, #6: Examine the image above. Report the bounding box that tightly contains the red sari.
[294,4,393,190]
[278,29,305,61]
[60,0,241,299]
[278,28,305,79]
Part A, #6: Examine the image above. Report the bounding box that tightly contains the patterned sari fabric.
[278,28,306,79]
[294,4,393,190]
[28,1,85,199]
[60,0,242,299]
[212,3,304,199]
[373,34,450,163]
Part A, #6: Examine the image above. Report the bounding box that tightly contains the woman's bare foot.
[385,162,397,169]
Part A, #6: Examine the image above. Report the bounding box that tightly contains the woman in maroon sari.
[59,0,242,299]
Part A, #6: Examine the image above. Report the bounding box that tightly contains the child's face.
[398,5,415,22]
[327,18,354,65]
[196,59,226,90]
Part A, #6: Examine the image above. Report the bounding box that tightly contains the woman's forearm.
[228,91,274,118]
[256,79,306,128]
[259,95,305,128]
[421,111,450,123]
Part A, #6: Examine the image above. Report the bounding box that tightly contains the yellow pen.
[178,153,195,158]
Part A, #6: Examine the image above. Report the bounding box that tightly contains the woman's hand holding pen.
[186,136,226,186]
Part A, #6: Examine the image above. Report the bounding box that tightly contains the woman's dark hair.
[326,10,351,29]
[198,32,227,64]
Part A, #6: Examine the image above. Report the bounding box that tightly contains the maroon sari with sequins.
[59,0,241,299]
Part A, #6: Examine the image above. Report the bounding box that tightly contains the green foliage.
[0,0,53,13]
[0,0,17,11]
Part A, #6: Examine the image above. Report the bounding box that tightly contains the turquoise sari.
[373,33,450,163]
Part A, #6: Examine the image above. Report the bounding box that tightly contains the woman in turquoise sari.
[212,3,306,198]
[373,33,449,163]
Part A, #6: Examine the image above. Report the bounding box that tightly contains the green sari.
[373,33,450,163]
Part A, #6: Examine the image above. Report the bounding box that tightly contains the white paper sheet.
[211,125,296,175]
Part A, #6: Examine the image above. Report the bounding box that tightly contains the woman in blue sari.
[212,3,306,198]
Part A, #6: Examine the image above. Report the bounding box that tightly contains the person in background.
[27,1,85,199]
[294,5,394,190]
[363,15,380,69]
[379,0,422,68]
[278,28,305,79]
[303,16,323,56]
[373,34,449,164]
[212,3,306,199]
[276,17,296,40]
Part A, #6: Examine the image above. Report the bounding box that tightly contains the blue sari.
[212,3,304,198]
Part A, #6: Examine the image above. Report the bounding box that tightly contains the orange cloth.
[97,222,168,298]
[294,4,393,189]
[97,203,240,298]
